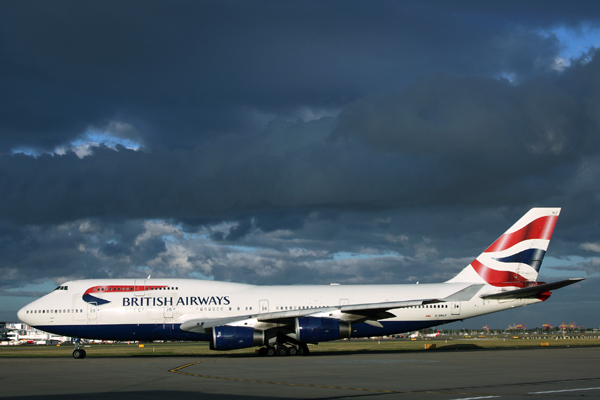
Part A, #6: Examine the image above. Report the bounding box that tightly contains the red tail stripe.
[484,215,558,253]
[471,259,528,288]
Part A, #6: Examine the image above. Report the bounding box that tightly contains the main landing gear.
[257,343,309,357]
[72,338,86,359]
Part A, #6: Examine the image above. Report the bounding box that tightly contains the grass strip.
[2,337,600,358]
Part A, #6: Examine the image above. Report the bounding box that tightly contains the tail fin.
[448,208,560,287]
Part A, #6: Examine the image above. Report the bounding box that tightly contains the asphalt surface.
[2,347,600,399]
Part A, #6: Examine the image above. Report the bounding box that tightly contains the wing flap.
[180,315,255,333]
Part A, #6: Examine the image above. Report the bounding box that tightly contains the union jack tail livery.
[448,208,560,287]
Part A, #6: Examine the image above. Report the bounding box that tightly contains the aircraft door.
[164,306,173,319]
[451,301,461,315]
[88,302,98,321]
[134,280,145,296]
[73,295,86,321]
[259,300,269,313]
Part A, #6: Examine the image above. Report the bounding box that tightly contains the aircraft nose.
[17,306,29,324]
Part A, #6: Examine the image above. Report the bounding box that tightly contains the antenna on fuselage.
[147,275,151,279]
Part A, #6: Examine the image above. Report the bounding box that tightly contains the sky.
[1,0,600,330]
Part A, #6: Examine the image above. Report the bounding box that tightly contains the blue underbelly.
[36,319,451,343]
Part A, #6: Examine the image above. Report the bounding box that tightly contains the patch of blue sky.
[73,129,141,150]
[161,234,178,243]
[548,24,600,65]
[540,255,598,278]
[12,127,143,157]
[332,251,402,261]
[222,244,261,253]
[182,230,208,241]
[553,25,600,59]
[11,147,41,157]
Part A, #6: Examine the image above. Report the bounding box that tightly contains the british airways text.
[122,296,231,307]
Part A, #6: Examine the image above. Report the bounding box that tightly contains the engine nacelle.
[211,326,265,350]
[295,317,351,343]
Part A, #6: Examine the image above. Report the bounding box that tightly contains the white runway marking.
[450,396,500,400]
[529,386,600,394]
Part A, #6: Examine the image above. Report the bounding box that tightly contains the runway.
[2,347,600,399]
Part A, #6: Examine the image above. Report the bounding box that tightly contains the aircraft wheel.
[297,345,309,356]
[266,347,277,356]
[288,346,298,356]
[257,347,268,356]
[276,346,289,356]
[73,349,86,359]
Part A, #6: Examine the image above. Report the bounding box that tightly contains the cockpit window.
[54,286,68,291]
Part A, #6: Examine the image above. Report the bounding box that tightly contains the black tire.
[81,349,87,359]
[258,347,268,356]
[73,349,82,359]
[298,345,309,356]
[288,346,298,356]
[266,347,277,356]
[276,346,289,356]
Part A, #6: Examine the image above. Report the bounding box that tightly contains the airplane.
[17,208,583,359]
[424,330,441,338]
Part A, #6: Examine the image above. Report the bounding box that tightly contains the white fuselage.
[17,278,540,342]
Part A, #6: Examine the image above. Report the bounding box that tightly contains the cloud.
[0,0,590,153]
[2,52,600,229]
[2,1,600,326]
[581,242,600,253]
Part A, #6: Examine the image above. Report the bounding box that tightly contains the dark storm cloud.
[1,0,591,152]
[2,53,600,228]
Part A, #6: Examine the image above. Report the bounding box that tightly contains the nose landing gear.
[72,338,86,359]
[72,348,86,359]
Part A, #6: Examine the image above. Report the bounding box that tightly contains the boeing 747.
[17,208,583,358]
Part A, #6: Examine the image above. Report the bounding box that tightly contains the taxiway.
[1,347,599,399]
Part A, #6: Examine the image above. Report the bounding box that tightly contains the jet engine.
[211,326,265,350]
[295,317,351,343]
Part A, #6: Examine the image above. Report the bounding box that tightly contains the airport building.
[1,322,71,345]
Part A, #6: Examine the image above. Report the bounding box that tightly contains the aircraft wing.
[180,284,484,333]
[480,278,584,300]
